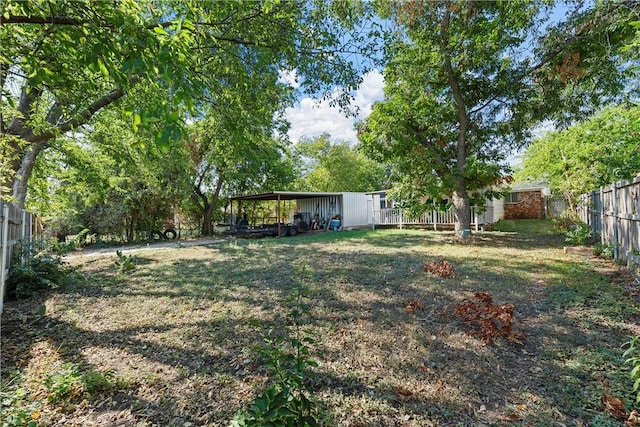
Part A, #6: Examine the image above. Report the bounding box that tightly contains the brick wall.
[504,190,544,219]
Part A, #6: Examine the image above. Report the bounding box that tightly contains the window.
[506,192,519,204]
[380,194,389,209]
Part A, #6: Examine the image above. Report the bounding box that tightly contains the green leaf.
[132,113,141,132]
[153,26,168,36]
[97,58,109,78]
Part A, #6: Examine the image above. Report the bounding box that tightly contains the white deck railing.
[372,206,491,230]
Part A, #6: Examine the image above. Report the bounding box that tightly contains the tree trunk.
[451,185,471,232]
[441,5,473,235]
[12,141,47,210]
[196,175,224,236]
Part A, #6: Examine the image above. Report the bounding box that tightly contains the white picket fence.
[578,175,640,267]
[1,202,36,314]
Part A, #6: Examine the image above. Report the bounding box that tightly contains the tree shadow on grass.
[3,230,637,426]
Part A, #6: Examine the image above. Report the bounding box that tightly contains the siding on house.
[341,193,370,228]
[490,196,505,222]
[504,190,544,219]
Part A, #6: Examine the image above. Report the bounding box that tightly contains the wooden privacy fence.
[1,202,36,314]
[578,175,640,267]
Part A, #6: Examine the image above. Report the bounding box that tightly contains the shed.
[230,191,371,233]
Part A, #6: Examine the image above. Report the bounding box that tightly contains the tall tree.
[29,109,192,241]
[1,0,378,208]
[188,128,296,236]
[296,133,387,192]
[359,0,639,232]
[360,1,545,232]
[516,104,640,207]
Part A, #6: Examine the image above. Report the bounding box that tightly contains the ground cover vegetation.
[2,224,640,426]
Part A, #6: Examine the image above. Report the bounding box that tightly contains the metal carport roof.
[230,191,343,201]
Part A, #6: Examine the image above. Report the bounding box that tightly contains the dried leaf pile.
[602,394,640,426]
[447,292,526,344]
[404,298,424,313]
[423,259,456,277]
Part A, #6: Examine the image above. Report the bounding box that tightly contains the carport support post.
[277,194,281,238]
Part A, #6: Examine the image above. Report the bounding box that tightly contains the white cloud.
[278,69,300,89]
[285,69,384,145]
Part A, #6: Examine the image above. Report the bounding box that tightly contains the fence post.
[612,182,619,261]
[474,208,479,232]
[1,203,9,315]
[600,188,605,245]
[590,191,596,236]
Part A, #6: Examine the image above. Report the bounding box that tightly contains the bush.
[6,239,75,299]
[564,222,593,246]
[593,243,615,259]
[231,266,328,426]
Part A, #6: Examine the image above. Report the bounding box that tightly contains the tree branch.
[28,87,125,143]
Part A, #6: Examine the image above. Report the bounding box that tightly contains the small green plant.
[0,374,39,427]
[115,250,136,273]
[44,363,122,404]
[231,266,328,427]
[564,222,593,246]
[623,336,640,403]
[593,243,615,259]
[44,363,83,403]
[6,240,75,299]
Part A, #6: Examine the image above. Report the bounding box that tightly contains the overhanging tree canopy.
[1,0,378,208]
[359,0,639,232]
[359,1,545,232]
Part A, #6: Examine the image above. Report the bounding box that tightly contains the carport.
[230,191,344,237]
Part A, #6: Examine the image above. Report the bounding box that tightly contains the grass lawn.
[2,220,640,426]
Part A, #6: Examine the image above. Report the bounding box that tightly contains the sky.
[284,69,385,145]
[283,1,575,150]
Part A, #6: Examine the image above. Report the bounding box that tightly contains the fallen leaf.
[602,394,627,420]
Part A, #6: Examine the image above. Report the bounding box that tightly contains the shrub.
[6,240,75,299]
[564,222,593,246]
[231,266,328,426]
[593,243,615,259]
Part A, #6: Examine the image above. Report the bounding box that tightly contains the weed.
[231,265,328,426]
[623,336,640,403]
[44,363,124,404]
[0,374,40,427]
[564,222,593,246]
[114,250,136,274]
[44,363,83,403]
